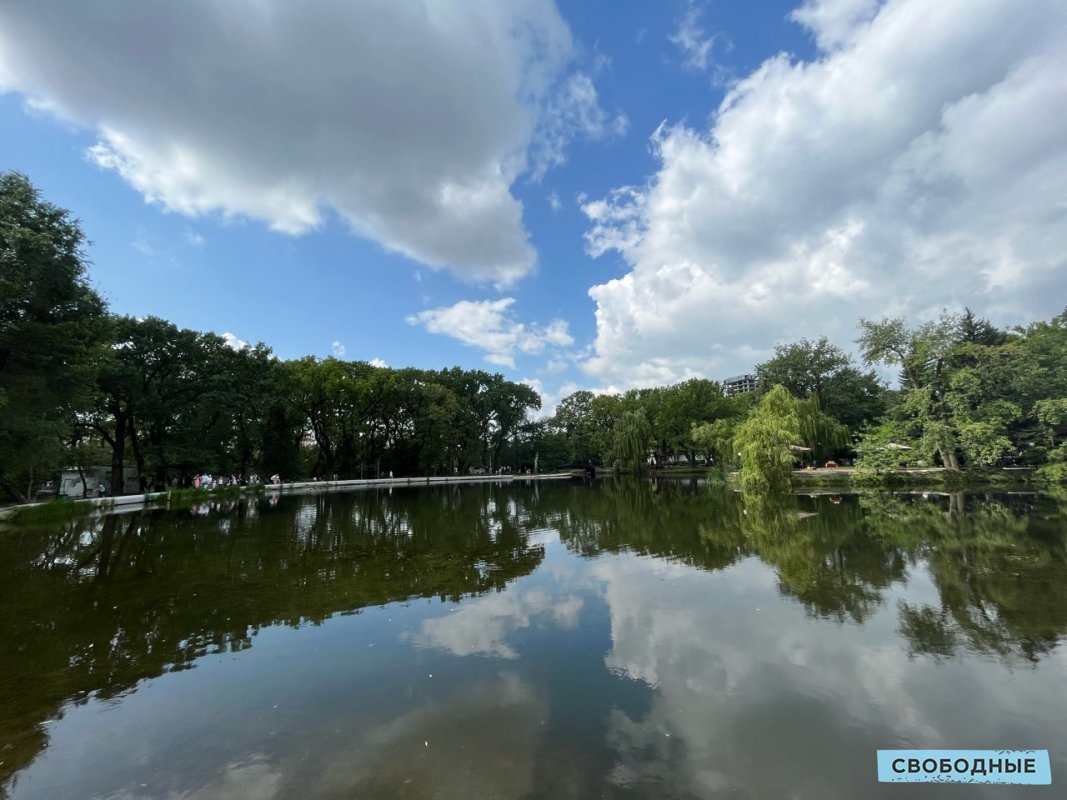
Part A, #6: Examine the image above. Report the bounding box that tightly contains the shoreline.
[0,472,577,523]
[3,467,1053,524]
[787,466,1040,487]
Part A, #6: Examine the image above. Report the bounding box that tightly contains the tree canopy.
[856,309,1067,476]
[755,336,885,429]
[0,173,107,501]
[3,171,1066,500]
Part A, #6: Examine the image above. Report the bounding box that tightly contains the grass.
[792,466,1039,488]
[6,497,90,525]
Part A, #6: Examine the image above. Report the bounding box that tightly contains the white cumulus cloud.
[330,340,346,358]
[0,0,618,286]
[582,0,1067,388]
[407,589,583,659]
[790,0,880,51]
[221,332,249,351]
[407,298,574,368]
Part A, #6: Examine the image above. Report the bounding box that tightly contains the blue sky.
[1,0,1064,412]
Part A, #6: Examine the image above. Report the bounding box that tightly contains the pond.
[1,480,1065,798]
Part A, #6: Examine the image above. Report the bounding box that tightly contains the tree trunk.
[154,464,167,492]
[129,421,146,492]
[110,411,127,496]
[1,476,28,503]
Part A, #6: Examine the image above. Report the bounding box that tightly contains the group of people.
[470,466,528,476]
[191,473,265,490]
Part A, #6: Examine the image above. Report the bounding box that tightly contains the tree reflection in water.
[536,480,1067,656]
[0,485,545,787]
[1,480,1065,793]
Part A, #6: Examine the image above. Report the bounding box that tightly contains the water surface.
[1,480,1065,798]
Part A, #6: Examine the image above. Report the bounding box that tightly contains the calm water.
[1,480,1065,799]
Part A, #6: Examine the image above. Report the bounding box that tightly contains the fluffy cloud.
[0,0,615,286]
[519,377,590,419]
[790,0,880,51]
[590,553,1066,797]
[582,0,1067,388]
[221,332,249,352]
[330,340,346,358]
[407,588,583,659]
[407,298,574,368]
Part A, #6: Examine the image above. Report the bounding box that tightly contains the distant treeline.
[1,172,550,500]
[2,171,1065,500]
[551,307,1067,488]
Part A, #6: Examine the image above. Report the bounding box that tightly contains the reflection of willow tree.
[739,493,908,623]
[4,483,1065,790]
[866,493,1067,663]
[532,478,747,572]
[536,480,906,623]
[0,486,544,789]
[537,480,1067,654]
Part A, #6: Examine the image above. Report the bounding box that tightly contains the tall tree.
[609,409,653,474]
[551,390,596,462]
[0,173,107,501]
[858,314,963,469]
[652,378,729,463]
[957,308,1006,346]
[756,336,885,430]
[756,337,849,398]
[733,386,802,493]
[854,312,1049,471]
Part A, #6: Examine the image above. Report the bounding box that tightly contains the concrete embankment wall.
[0,472,576,521]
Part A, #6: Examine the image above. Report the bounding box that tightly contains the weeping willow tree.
[734,386,851,492]
[796,395,851,460]
[691,417,738,467]
[610,409,652,474]
[734,386,802,493]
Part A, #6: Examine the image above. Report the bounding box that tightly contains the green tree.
[733,386,802,493]
[856,311,1044,471]
[957,307,1006,346]
[1034,398,1067,482]
[91,316,209,492]
[551,390,595,462]
[610,409,652,474]
[756,337,849,398]
[586,393,627,465]
[858,313,964,468]
[651,378,729,464]
[795,394,851,460]
[756,336,885,430]
[691,417,738,466]
[0,173,107,501]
